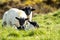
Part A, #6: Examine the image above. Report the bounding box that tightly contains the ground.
[0,10,60,40]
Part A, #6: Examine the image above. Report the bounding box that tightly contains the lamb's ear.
[25,18,29,20]
[15,17,20,20]
[31,8,35,11]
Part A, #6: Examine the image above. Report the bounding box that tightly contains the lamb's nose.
[20,26,25,29]
[17,25,25,30]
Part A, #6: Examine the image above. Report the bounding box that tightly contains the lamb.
[21,6,35,21]
[2,8,28,29]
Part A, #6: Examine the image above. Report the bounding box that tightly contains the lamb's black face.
[15,17,28,29]
[22,7,35,16]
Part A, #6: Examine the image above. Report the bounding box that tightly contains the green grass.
[0,10,60,40]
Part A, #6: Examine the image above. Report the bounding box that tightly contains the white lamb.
[2,8,28,29]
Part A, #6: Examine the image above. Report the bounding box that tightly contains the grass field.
[0,10,60,40]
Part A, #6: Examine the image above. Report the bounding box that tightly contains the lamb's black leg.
[28,21,39,28]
